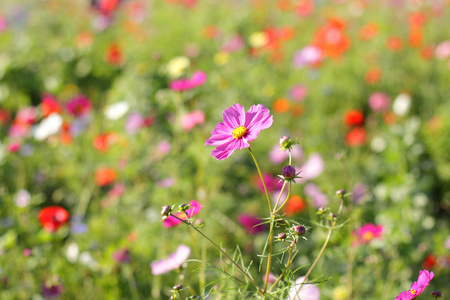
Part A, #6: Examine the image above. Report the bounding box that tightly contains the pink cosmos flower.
[395,270,434,300]
[205,103,273,160]
[297,153,324,182]
[304,183,329,208]
[353,223,383,246]
[169,71,207,92]
[289,85,308,102]
[181,110,205,131]
[150,244,191,275]
[287,276,320,300]
[221,35,245,53]
[163,200,203,227]
[66,95,92,117]
[293,45,322,68]
[238,214,267,235]
[254,173,283,194]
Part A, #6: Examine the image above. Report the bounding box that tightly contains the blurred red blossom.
[39,206,70,232]
[95,167,117,187]
[344,110,364,127]
[346,127,366,147]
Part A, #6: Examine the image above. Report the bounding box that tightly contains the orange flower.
[313,18,350,58]
[284,195,307,216]
[408,12,426,30]
[420,45,433,60]
[409,30,423,48]
[291,104,304,117]
[344,110,364,127]
[95,167,117,187]
[273,98,290,113]
[203,25,220,39]
[105,43,123,66]
[277,0,292,11]
[383,112,396,125]
[359,23,378,41]
[365,67,382,85]
[346,127,366,147]
[387,36,403,52]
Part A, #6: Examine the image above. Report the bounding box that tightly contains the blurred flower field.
[0,0,449,299]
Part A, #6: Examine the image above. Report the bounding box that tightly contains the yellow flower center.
[409,289,416,295]
[232,126,247,139]
[362,232,374,242]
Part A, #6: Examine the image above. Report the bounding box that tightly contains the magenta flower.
[169,71,207,92]
[395,270,434,300]
[369,92,391,113]
[163,200,203,228]
[113,248,131,264]
[238,214,267,235]
[205,103,273,160]
[150,244,191,275]
[181,110,205,131]
[353,223,383,246]
[66,95,92,117]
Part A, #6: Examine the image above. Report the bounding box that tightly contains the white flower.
[287,276,320,300]
[33,113,63,141]
[104,101,129,120]
[65,242,79,263]
[14,189,30,208]
[393,93,411,116]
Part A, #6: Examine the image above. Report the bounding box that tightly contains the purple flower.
[113,248,131,264]
[205,103,273,160]
[238,214,267,235]
[125,113,145,134]
[42,282,64,299]
[352,182,368,204]
[150,244,191,275]
[395,270,434,300]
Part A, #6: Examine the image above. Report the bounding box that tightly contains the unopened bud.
[179,203,190,212]
[161,205,172,217]
[336,189,346,197]
[280,136,290,147]
[277,233,287,240]
[173,284,183,291]
[282,165,296,179]
[432,291,442,298]
[292,225,306,235]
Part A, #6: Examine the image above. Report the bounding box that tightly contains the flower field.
[0,0,449,299]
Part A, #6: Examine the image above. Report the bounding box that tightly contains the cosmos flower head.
[205,103,273,160]
[395,270,434,300]
[238,214,267,235]
[150,244,191,275]
[353,223,383,246]
[163,200,203,227]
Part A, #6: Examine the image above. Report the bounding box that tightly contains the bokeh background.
[0,0,449,299]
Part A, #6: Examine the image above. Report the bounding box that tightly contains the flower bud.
[161,205,172,217]
[280,136,290,147]
[292,225,306,235]
[179,203,190,212]
[432,291,442,298]
[282,165,296,179]
[173,284,183,291]
[336,189,346,197]
[277,232,287,240]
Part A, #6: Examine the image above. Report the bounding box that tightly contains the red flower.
[105,43,123,66]
[0,108,10,126]
[93,132,119,152]
[95,167,117,187]
[41,94,61,118]
[346,127,366,147]
[344,110,364,127]
[387,36,403,52]
[38,206,70,232]
[359,23,378,41]
[284,195,307,216]
[408,12,426,30]
[422,254,437,270]
[365,67,382,85]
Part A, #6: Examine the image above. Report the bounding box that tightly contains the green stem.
[267,240,294,293]
[273,181,287,212]
[170,214,264,295]
[263,220,275,293]
[295,222,334,297]
[272,182,292,215]
[248,147,272,212]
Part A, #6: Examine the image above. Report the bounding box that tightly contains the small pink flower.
[254,173,283,194]
[221,35,245,53]
[269,144,303,165]
[395,270,434,300]
[150,244,191,275]
[297,153,324,182]
[7,141,21,153]
[113,248,131,264]
[353,223,383,245]
[66,95,92,117]
[369,92,391,113]
[435,40,450,59]
[293,45,322,68]
[289,85,308,102]
[304,183,329,208]
[181,110,205,131]
[163,200,203,227]
[205,103,273,160]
